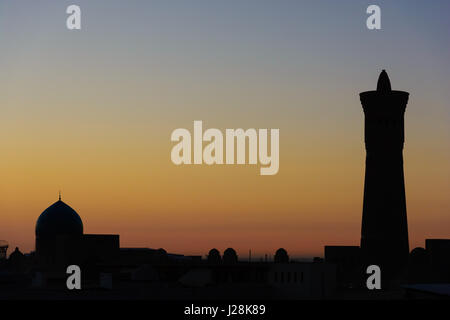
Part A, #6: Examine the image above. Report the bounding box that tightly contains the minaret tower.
[359,70,410,279]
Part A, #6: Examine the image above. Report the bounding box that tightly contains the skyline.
[1,1,450,257]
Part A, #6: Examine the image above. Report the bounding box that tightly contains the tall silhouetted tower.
[359,70,410,280]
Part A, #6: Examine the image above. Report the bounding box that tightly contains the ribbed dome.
[35,200,83,238]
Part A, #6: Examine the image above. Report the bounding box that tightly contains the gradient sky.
[1,1,449,258]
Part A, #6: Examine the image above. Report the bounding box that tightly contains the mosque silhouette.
[35,195,119,268]
[0,71,449,300]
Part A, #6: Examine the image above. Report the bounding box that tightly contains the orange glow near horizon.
[1,120,449,258]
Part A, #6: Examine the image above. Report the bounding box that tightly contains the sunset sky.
[1,1,449,258]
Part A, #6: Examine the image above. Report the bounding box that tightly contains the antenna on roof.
[59,190,61,201]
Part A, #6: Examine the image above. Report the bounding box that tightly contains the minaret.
[359,70,410,281]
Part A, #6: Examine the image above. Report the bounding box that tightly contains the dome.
[223,248,238,264]
[35,200,83,238]
[208,248,220,257]
[274,248,289,263]
[207,248,221,264]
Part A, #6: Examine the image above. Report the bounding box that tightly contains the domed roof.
[207,248,221,263]
[208,248,220,256]
[224,248,236,254]
[35,200,83,238]
[274,248,289,263]
[223,248,238,264]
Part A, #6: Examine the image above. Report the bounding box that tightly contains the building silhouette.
[359,70,410,281]
[35,197,84,266]
[223,248,238,264]
[274,248,289,263]
[35,196,119,268]
[207,248,222,264]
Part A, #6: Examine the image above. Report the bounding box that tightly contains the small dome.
[223,248,238,264]
[207,248,221,263]
[35,200,83,238]
[208,248,220,256]
[274,248,289,263]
